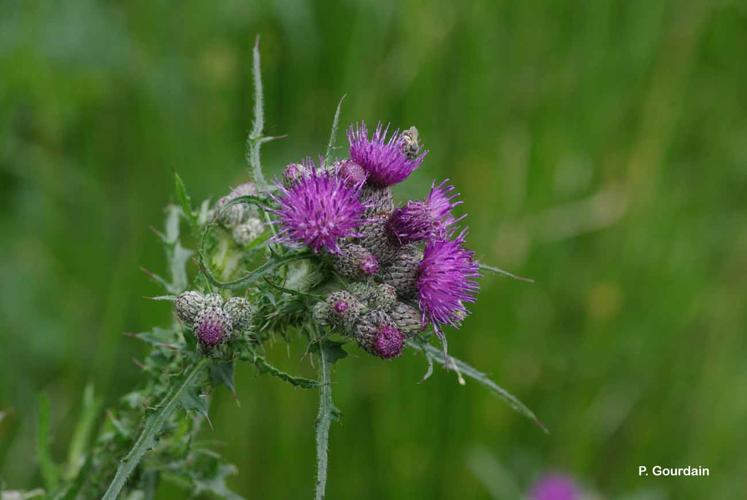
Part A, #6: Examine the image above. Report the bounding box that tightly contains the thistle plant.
[18,41,544,500]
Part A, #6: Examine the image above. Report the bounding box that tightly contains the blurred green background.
[2,0,746,498]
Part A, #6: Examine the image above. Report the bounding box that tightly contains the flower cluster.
[175,291,253,349]
[278,123,479,358]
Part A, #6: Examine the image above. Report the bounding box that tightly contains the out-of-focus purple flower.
[387,179,462,244]
[348,122,426,187]
[416,232,479,330]
[530,474,581,500]
[273,161,364,253]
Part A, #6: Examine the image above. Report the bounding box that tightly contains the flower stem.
[314,340,335,500]
[102,357,209,500]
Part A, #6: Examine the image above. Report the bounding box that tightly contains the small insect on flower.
[416,233,479,331]
[401,126,421,160]
[348,122,426,187]
[272,160,365,253]
[387,179,462,244]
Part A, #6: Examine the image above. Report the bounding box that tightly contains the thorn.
[254,34,260,50]
[132,358,146,370]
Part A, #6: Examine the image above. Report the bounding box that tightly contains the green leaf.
[174,171,198,234]
[36,395,60,493]
[102,358,210,500]
[208,360,236,396]
[408,338,548,433]
[179,387,210,421]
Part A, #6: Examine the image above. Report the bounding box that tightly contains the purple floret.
[273,161,365,253]
[387,179,462,244]
[195,310,230,347]
[416,232,479,331]
[373,325,404,359]
[348,122,426,187]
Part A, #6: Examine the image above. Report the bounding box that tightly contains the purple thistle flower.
[387,179,463,244]
[348,122,426,187]
[373,325,404,359]
[273,161,365,253]
[530,474,581,500]
[416,232,479,330]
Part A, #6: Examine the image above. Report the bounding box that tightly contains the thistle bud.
[194,306,232,347]
[203,293,225,310]
[325,291,366,333]
[175,291,204,324]
[332,243,380,280]
[380,244,423,298]
[336,160,368,188]
[389,302,426,337]
[401,126,421,160]
[312,301,331,326]
[282,162,309,187]
[214,182,258,227]
[232,217,265,246]
[224,296,253,330]
[354,311,405,359]
[360,186,394,215]
[358,212,398,265]
[370,283,397,310]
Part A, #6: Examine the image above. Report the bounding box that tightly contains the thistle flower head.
[348,122,426,187]
[175,291,204,324]
[332,243,380,280]
[416,233,479,330]
[372,325,404,359]
[387,179,462,244]
[194,306,232,347]
[354,311,404,359]
[273,161,365,253]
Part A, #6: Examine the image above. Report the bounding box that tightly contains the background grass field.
[1,0,746,498]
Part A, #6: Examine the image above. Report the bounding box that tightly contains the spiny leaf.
[478,262,534,283]
[408,338,547,433]
[324,95,346,166]
[240,345,319,389]
[102,358,210,500]
[174,171,199,234]
[208,360,237,396]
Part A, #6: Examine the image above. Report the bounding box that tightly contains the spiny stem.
[247,36,267,188]
[314,338,336,500]
[102,358,209,500]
